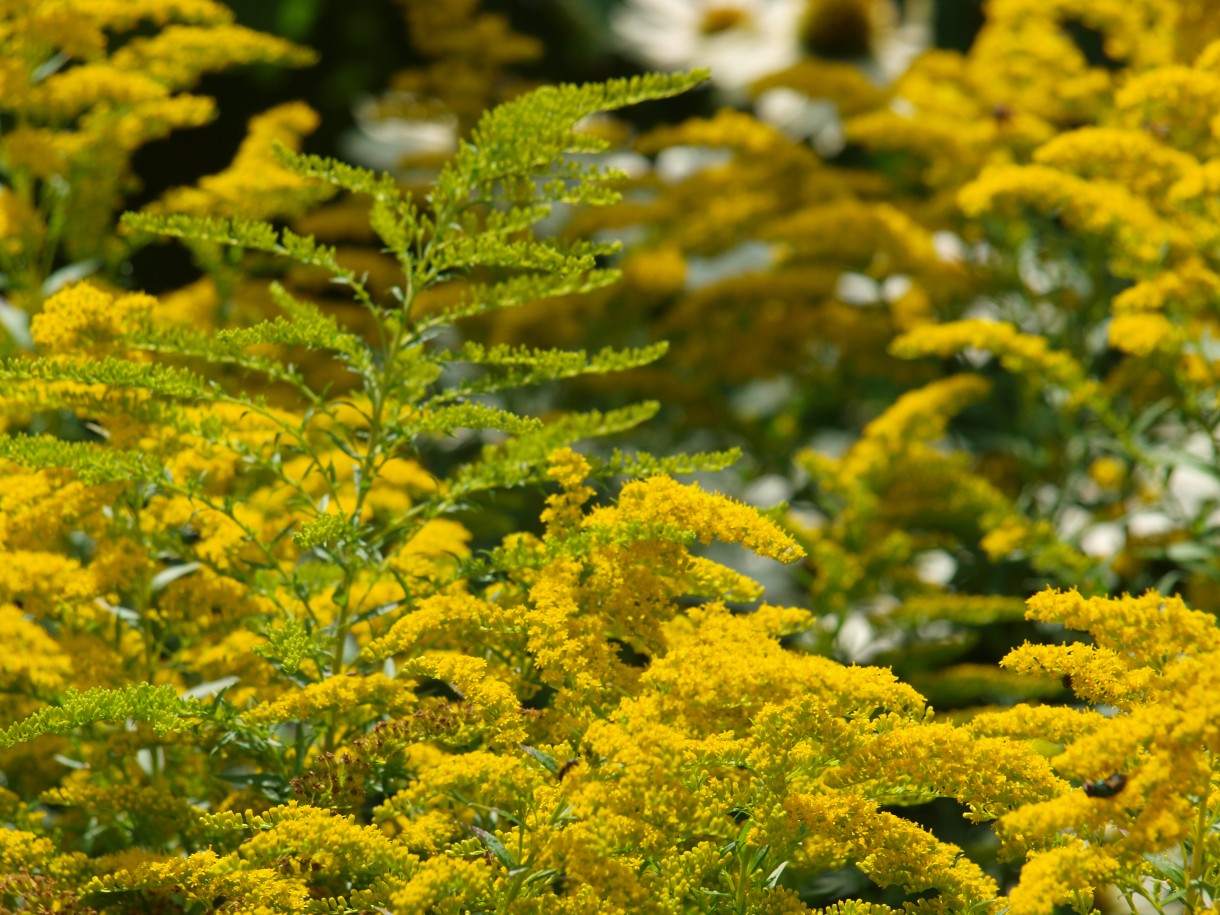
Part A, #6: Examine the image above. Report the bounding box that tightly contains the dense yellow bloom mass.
[153,102,333,220]
[892,320,1103,407]
[585,475,804,563]
[838,374,991,481]
[993,590,1220,910]
[8,0,1220,911]
[30,283,155,354]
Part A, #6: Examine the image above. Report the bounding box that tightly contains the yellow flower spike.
[0,550,97,619]
[621,244,688,300]
[1113,261,1219,312]
[1003,641,1158,709]
[1023,588,1220,664]
[838,375,991,482]
[518,558,619,699]
[16,0,235,49]
[1111,312,1179,356]
[584,475,804,563]
[682,555,766,603]
[386,856,487,912]
[153,102,333,221]
[1004,841,1118,915]
[828,720,1069,821]
[1032,127,1198,202]
[985,0,1176,69]
[22,64,168,123]
[785,792,999,906]
[31,283,155,355]
[108,23,315,90]
[229,801,418,888]
[542,446,596,535]
[244,672,417,726]
[891,319,1109,412]
[375,748,540,825]
[965,704,1107,746]
[642,603,923,732]
[0,826,60,873]
[361,592,500,662]
[399,653,527,745]
[385,517,471,584]
[1116,65,1220,151]
[381,808,461,855]
[83,849,311,908]
[637,108,801,158]
[0,603,73,696]
[959,164,1181,273]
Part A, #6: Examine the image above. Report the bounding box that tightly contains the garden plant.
[0,0,1219,912]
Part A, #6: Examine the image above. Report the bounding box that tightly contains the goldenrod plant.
[480,0,1220,697]
[0,0,314,330]
[2,0,1220,912]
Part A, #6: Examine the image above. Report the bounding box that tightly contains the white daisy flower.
[756,0,933,148]
[611,0,803,92]
[339,92,458,172]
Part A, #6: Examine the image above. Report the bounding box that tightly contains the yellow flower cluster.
[30,283,154,354]
[0,0,312,312]
[993,589,1220,910]
[891,320,1103,409]
[8,0,1220,911]
[153,102,334,221]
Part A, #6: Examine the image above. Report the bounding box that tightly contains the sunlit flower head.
[611,0,803,91]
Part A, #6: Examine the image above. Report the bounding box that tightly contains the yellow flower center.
[700,6,751,35]
[801,0,875,58]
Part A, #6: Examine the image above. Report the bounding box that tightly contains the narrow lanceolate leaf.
[469,826,517,869]
[406,402,543,438]
[121,212,281,252]
[520,744,560,776]
[428,270,621,325]
[0,434,159,484]
[448,403,661,496]
[0,356,210,399]
[0,685,204,748]
[435,341,668,398]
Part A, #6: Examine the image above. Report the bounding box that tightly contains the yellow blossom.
[584,475,804,563]
[153,102,333,220]
[959,164,1181,272]
[541,446,596,534]
[1004,842,1118,915]
[245,672,417,725]
[31,283,155,354]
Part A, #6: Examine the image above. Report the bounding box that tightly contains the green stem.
[1132,881,1169,915]
[1184,774,1214,912]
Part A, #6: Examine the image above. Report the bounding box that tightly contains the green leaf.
[0,355,210,399]
[408,402,542,438]
[0,685,204,748]
[429,270,621,325]
[0,434,159,484]
[469,826,517,869]
[520,744,560,776]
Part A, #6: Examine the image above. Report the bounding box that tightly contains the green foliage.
[0,435,157,485]
[0,686,202,748]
